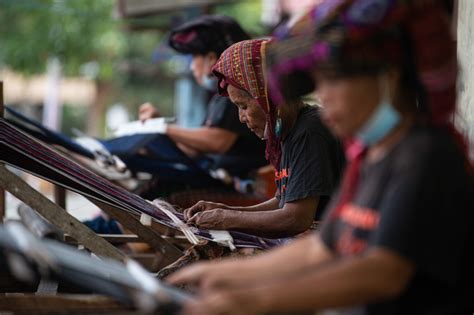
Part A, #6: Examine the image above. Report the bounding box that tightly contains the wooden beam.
[90,199,182,266]
[65,234,144,244]
[0,294,125,313]
[0,165,125,261]
[0,81,5,223]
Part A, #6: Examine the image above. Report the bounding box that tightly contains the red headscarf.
[212,39,282,168]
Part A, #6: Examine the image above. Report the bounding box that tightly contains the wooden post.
[0,165,125,261]
[54,186,67,209]
[0,81,5,223]
[457,0,474,159]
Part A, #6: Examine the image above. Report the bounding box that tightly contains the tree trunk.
[87,80,111,137]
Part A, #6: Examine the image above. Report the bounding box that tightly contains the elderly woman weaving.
[169,1,474,314]
[183,39,344,238]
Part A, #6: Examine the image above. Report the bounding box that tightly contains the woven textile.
[212,39,281,168]
[0,119,284,250]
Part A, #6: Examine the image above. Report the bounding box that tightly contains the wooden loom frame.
[0,80,187,313]
[0,96,182,261]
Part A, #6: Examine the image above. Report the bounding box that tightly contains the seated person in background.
[168,1,474,314]
[103,15,267,199]
[183,39,345,238]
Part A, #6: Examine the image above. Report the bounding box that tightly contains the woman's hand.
[167,262,264,315]
[138,102,161,122]
[183,201,229,221]
[187,209,230,229]
[167,259,256,291]
[180,289,262,315]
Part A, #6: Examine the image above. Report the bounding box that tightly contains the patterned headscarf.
[212,39,281,168]
[267,0,457,129]
[169,15,250,57]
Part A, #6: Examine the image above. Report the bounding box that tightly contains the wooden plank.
[90,199,182,266]
[65,234,144,244]
[0,294,125,312]
[0,81,5,223]
[0,165,125,261]
[100,234,142,243]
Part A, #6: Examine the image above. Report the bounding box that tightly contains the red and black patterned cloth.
[212,39,282,169]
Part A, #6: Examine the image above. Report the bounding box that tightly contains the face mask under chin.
[200,74,218,92]
[356,76,401,146]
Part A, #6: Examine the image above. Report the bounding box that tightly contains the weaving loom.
[0,221,191,314]
[4,106,253,187]
[5,106,212,174]
[0,118,283,253]
[5,106,95,159]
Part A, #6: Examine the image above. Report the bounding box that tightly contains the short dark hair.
[169,15,250,57]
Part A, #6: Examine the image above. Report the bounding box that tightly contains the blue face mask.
[201,74,218,92]
[357,78,401,146]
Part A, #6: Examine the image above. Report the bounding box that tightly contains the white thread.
[150,199,199,245]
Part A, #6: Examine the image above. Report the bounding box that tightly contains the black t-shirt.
[276,105,345,220]
[320,125,474,315]
[203,95,267,175]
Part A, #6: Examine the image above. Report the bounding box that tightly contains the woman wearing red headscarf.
[183,39,344,238]
[169,1,474,314]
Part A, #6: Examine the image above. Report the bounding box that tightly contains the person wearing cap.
[182,38,344,238]
[168,1,474,314]
[130,15,267,196]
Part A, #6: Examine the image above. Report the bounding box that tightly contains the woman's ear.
[207,52,218,65]
[387,68,401,99]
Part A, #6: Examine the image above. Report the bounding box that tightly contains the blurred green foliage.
[0,0,264,78]
[0,0,264,134]
[215,1,266,36]
[0,0,126,79]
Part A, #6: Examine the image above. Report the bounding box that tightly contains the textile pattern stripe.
[0,119,281,249]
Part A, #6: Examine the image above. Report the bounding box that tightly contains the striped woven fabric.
[0,119,283,249]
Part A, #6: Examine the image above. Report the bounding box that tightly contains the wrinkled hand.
[138,102,161,122]
[180,289,261,315]
[183,200,228,221]
[187,209,228,229]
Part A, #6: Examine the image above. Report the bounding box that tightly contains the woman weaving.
[183,38,344,238]
[169,1,474,314]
